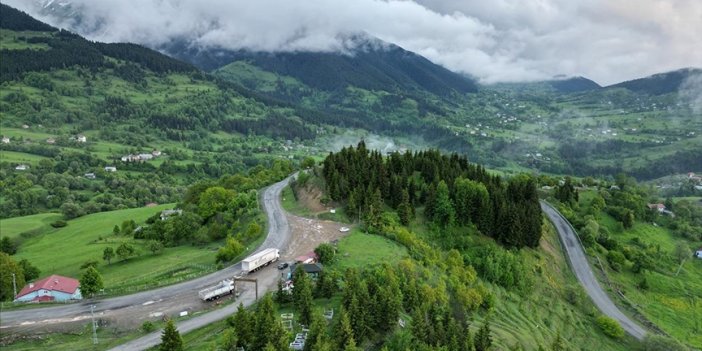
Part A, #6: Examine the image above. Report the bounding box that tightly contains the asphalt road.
[0,175,294,345]
[540,201,647,340]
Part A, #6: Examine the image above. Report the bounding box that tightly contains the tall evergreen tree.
[230,303,253,348]
[397,188,413,226]
[159,319,184,351]
[433,180,455,227]
[333,308,355,351]
[304,311,332,351]
[293,266,314,326]
[474,319,493,351]
[252,294,288,350]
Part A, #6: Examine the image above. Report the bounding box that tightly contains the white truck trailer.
[242,248,280,274]
[198,279,235,301]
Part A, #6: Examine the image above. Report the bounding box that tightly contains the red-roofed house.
[14,275,82,303]
[294,251,319,264]
[647,203,666,212]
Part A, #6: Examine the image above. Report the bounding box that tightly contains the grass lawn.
[8,205,219,294]
[280,185,313,217]
[4,205,271,297]
[0,212,62,239]
[332,229,408,270]
[1,150,50,164]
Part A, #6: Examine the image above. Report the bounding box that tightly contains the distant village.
[3,126,164,177]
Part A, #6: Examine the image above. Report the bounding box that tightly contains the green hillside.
[0,4,320,220]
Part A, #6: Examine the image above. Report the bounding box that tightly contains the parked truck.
[198,279,235,301]
[242,248,280,274]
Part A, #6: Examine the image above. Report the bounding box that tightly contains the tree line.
[322,142,542,248]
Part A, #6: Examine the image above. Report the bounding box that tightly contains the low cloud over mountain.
[8,0,701,85]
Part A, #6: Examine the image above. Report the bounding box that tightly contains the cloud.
[7,0,702,85]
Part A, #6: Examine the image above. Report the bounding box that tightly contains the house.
[1,136,9,144]
[160,209,182,220]
[84,173,96,179]
[292,263,324,280]
[15,164,28,171]
[647,203,666,213]
[75,134,87,143]
[294,251,319,264]
[137,153,153,161]
[14,274,82,303]
[104,166,117,172]
[21,124,29,129]
[152,150,162,157]
[609,185,621,191]
[46,138,56,144]
[696,248,702,259]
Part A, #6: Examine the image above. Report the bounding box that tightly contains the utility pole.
[11,273,17,299]
[91,305,98,344]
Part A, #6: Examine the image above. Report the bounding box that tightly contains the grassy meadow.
[2,205,222,295]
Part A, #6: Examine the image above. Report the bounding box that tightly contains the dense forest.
[322,142,542,249]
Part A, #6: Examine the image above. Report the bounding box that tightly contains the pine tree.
[398,188,413,226]
[231,303,253,348]
[433,180,455,227]
[293,267,314,326]
[252,295,287,350]
[474,319,492,351]
[304,311,331,351]
[159,319,184,351]
[333,308,355,351]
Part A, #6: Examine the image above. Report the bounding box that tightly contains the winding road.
[1,174,295,350]
[540,201,647,340]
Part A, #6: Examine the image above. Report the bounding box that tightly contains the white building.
[75,135,87,143]
[138,153,154,161]
[1,136,9,144]
[84,173,96,179]
[104,166,117,172]
[15,164,28,171]
[695,248,702,259]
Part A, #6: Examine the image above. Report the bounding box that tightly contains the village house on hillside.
[695,248,702,259]
[72,134,87,143]
[15,164,28,171]
[160,209,182,220]
[647,203,666,213]
[104,166,117,172]
[1,136,10,144]
[46,137,56,144]
[121,151,160,162]
[14,275,82,303]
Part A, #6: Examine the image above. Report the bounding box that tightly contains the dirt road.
[540,201,647,340]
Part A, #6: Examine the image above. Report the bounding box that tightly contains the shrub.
[50,220,68,228]
[142,320,156,333]
[606,250,626,271]
[314,243,335,264]
[596,315,624,338]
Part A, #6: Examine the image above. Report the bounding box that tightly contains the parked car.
[278,262,289,270]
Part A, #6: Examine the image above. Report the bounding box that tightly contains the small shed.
[695,248,702,259]
[292,263,324,280]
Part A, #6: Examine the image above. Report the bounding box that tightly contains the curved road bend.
[0,175,294,333]
[540,201,647,340]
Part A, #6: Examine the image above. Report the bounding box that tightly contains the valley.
[1,3,700,351]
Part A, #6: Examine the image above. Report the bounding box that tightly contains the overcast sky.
[7,0,702,85]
